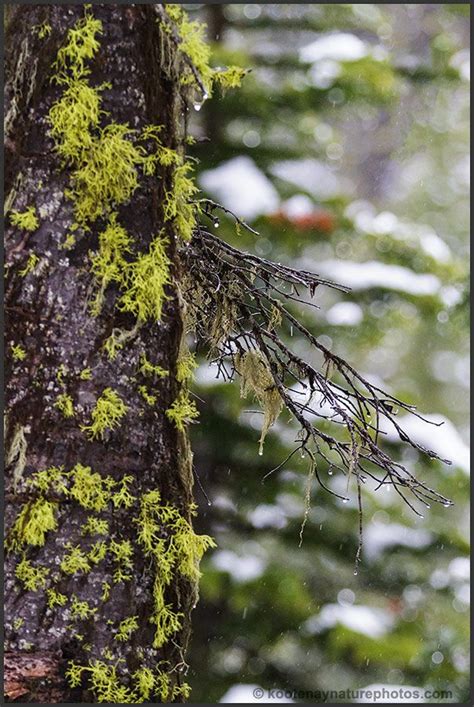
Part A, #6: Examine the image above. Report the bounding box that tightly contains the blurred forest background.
[184,4,469,703]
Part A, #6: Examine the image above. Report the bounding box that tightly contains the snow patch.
[326,301,364,326]
[212,550,266,582]
[312,259,441,296]
[305,604,394,638]
[364,523,432,562]
[300,33,369,63]
[381,413,470,475]
[199,156,279,221]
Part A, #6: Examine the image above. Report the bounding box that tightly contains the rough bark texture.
[5,5,195,702]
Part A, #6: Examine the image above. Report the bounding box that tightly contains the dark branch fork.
[181,219,452,567]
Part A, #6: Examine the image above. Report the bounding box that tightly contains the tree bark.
[5,5,196,702]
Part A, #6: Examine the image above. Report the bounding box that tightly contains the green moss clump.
[9,206,39,232]
[166,390,199,433]
[81,388,127,440]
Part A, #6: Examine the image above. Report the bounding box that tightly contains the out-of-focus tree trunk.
[4,5,196,702]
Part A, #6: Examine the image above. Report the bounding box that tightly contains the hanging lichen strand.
[5,5,242,703]
[181,220,453,566]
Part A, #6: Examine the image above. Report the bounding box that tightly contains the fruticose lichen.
[9,206,39,232]
[236,349,283,455]
[80,388,127,440]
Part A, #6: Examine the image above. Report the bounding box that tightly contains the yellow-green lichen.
[88,540,108,565]
[11,344,27,361]
[139,353,169,379]
[81,516,109,536]
[81,388,127,440]
[103,325,139,360]
[135,490,215,648]
[7,498,58,550]
[60,543,91,575]
[69,463,112,511]
[101,581,111,602]
[118,235,171,322]
[89,213,132,315]
[176,351,198,383]
[111,475,135,509]
[80,367,92,380]
[163,161,199,242]
[15,557,48,592]
[54,392,75,418]
[166,390,199,433]
[47,588,68,608]
[13,617,25,630]
[138,385,157,406]
[109,539,134,583]
[114,615,139,642]
[9,206,39,232]
[19,252,40,277]
[35,21,52,39]
[71,595,97,620]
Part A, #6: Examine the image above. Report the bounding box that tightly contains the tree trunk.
[5,5,199,702]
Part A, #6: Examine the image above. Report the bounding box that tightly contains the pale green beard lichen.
[236,349,283,455]
[9,206,39,232]
[80,388,127,440]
